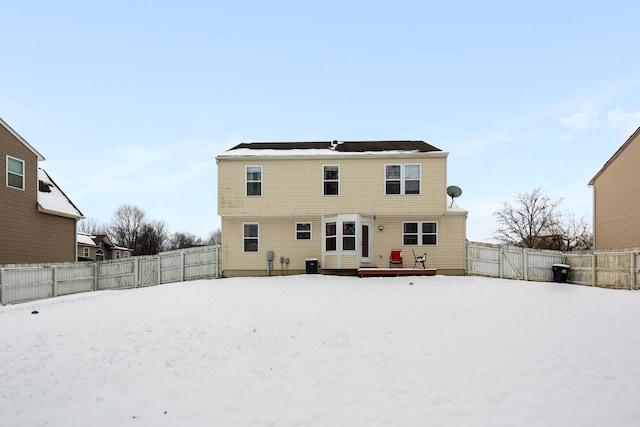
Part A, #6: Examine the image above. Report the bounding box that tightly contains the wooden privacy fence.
[467,241,640,290]
[0,245,222,305]
[466,241,564,282]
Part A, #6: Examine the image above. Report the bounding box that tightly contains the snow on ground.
[2,275,640,427]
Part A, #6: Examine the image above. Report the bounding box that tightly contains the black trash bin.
[552,263,570,283]
[305,258,319,274]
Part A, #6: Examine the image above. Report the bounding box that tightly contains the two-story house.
[588,126,640,250]
[216,140,468,277]
[1,117,84,264]
[77,232,132,261]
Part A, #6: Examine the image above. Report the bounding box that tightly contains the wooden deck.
[357,267,437,277]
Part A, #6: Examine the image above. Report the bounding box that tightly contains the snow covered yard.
[2,275,640,427]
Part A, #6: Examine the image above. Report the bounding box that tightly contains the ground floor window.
[243,223,259,252]
[326,222,337,251]
[296,222,312,240]
[96,249,104,261]
[342,221,356,250]
[403,221,438,245]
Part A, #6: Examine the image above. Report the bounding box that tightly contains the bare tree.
[109,204,147,253]
[494,188,564,248]
[137,220,168,255]
[556,214,593,251]
[166,231,204,250]
[206,228,222,245]
[494,188,594,251]
[78,217,109,235]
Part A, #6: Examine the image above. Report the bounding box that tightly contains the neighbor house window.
[83,247,89,258]
[96,249,105,261]
[243,223,259,252]
[325,222,337,251]
[246,166,262,196]
[124,251,130,258]
[342,221,356,250]
[385,164,421,195]
[403,221,438,245]
[323,165,339,195]
[296,222,312,240]
[115,250,121,259]
[6,156,25,190]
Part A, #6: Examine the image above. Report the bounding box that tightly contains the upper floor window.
[115,250,121,259]
[403,221,438,245]
[323,165,339,196]
[6,156,25,190]
[83,247,90,257]
[96,249,105,261]
[246,166,262,196]
[385,164,421,195]
[296,222,312,240]
[243,223,259,252]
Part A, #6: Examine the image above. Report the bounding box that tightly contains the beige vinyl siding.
[592,131,640,249]
[1,125,78,264]
[218,151,466,276]
[222,213,466,275]
[218,155,447,216]
[222,216,322,275]
[370,214,466,271]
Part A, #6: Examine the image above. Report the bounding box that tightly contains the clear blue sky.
[2,1,639,241]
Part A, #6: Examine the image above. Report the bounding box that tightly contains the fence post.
[630,252,636,290]
[93,263,98,291]
[52,265,57,298]
[591,253,596,286]
[523,249,528,281]
[499,247,504,278]
[157,255,161,285]
[0,268,5,305]
[180,249,185,282]
[134,257,139,288]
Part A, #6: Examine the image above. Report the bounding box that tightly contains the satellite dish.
[447,185,463,207]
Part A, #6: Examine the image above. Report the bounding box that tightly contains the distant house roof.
[0,116,45,161]
[76,233,133,252]
[219,140,443,158]
[589,126,640,185]
[37,168,84,219]
[77,232,99,247]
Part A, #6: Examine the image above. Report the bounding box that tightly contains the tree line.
[494,188,593,251]
[79,204,221,256]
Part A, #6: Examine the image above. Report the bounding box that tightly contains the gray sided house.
[217,140,468,277]
[1,117,84,264]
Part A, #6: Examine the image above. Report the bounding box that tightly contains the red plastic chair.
[389,250,403,268]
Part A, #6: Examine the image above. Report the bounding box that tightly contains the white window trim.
[322,164,340,196]
[295,222,312,240]
[83,247,89,257]
[402,221,438,246]
[6,155,25,191]
[243,222,260,253]
[245,165,263,197]
[384,163,421,195]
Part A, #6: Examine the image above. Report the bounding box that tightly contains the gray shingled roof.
[228,140,441,152]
